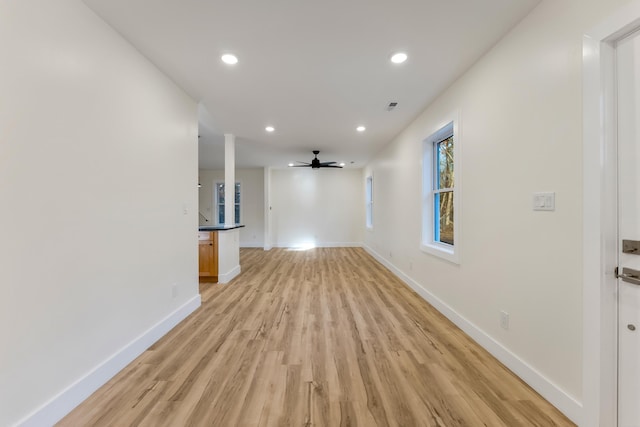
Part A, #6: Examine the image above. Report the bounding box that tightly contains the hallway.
[60,248,572,426]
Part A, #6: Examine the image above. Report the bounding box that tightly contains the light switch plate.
[533,192,555,211]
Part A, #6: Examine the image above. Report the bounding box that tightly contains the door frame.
[583,3,640,426]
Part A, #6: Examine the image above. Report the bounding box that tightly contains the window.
[422,118,460,263]
[366,175,373,229]
[216,182,241,224]
[435,136,454,245]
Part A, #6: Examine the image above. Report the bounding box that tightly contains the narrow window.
[421,118,460,263]
[434,136,454,245]
[216,182,241,224]
[366,175,373,229]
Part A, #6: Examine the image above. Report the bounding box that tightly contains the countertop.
[198,224,245,231]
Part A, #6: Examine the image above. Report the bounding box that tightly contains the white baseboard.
[240,242,264,248]
[272,242,363,248]
[16,295,201,427]
[219,265,241,284]
[363,245,582,425]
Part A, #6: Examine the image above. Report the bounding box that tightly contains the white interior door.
[616,30,640,427]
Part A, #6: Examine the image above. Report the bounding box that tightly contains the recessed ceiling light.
[339,162,346,167]
[221,54,238,65]
[356,126,366,132]
[265,126,275,132]
[288,163,294,167]
[391,52,408,64]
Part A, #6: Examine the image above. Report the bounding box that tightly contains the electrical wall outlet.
[500,310,509,330]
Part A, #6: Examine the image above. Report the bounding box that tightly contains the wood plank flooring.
[59,247,574,426]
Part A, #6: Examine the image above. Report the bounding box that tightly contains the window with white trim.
[365,175,373,229]
[421,119,460,263]
[216,182,241,224]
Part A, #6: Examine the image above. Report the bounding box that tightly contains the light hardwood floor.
[59,247,574,426]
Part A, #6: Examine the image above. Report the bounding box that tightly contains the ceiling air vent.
[386,102,398,111]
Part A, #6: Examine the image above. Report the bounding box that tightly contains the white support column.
[224,133,235,226]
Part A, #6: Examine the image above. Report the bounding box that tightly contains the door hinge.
[615,266,619,278]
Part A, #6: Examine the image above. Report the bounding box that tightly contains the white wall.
[363,0,630,422]
[271,168,363,247]
[198,168,265,247]
[0,1,199,425]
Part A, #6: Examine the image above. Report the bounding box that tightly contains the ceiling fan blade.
[291,164,311,167]
[296,161,311,165]
[321,164,343,168]
[319,161,337,165]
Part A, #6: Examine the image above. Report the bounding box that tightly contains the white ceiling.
[84,0,540,170]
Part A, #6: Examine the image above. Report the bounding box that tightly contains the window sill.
[420,242,460,264]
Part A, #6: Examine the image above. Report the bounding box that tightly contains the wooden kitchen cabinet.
[198,231,218,282]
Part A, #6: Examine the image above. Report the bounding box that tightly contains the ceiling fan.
[293,150,343,169]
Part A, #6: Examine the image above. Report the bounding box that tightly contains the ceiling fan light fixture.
[339,162,346,167]
[265,126,275,132]
[391,52,408,64]
[293,150,343,169]
[288,163,294,167]
[221,53,238,65]
[356,126,366,132]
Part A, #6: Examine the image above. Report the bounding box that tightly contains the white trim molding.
[420,111,462,265]
[240,242,265,248]
[218,265,241,284]
[15,296,201,427]
[583,3,640,426]
[272,242,363,249]
[363,244,582,424]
